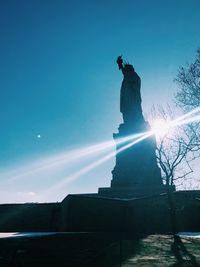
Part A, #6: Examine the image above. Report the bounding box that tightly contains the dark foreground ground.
[0,232,200,267]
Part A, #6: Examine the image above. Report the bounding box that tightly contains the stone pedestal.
[98,185,169,199]
[98,119,172,199]
[112,121,162,187]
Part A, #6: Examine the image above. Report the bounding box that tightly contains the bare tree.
[150,105,197,234]
[175,49,200,110]
[150,105,195,190]
[175,48,200,152]
[148,49,200,234]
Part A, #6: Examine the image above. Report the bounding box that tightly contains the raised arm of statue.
[116,56,124,70]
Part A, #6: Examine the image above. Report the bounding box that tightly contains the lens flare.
[152,107,200,137]
[1,106,199,200]
[1,132,147,183]
[152,119,171,138]
[48,106,200,195]
[43,132,151,197]
[174,114,200,127]
[172,107,200,124]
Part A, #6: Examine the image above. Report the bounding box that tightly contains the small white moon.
[37,134,41,138]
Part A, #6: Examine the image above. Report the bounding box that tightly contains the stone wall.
[0,202,61,232]
[129,191,200,234]
[0,190,199,233]
[60,194,130,232]
[61,191,200,233]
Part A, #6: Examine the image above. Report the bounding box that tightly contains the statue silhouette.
[116,56,143,125]
[98,56,164,196]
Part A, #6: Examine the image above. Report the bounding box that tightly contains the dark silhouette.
[116,55,123,70]
[171,235,200,267]
[116,56,143,125]
[99,56,165,197]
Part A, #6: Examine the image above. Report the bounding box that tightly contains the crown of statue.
[124,63,135,72]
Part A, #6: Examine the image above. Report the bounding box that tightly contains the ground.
[0,233,200,266]
[122,234,200,266]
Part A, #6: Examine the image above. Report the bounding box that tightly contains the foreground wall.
[130,191,200,234]
[60,194,170,233]
[60,194,131,232]
[61,191,200,233]
[0,203,61,232]
[0,190,199,233]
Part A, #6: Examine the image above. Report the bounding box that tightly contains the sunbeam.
[43,132,151,198]
[1,106,199,197]
[172,107,200,124]
[1,132,147,183]
[151,107,200,137]
[173,114,200,127]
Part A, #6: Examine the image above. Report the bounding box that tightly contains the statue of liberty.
[116,56,143,125]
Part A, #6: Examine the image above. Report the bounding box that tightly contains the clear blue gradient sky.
[0,0,200,202]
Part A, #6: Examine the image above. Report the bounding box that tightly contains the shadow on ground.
[170,235,200,267]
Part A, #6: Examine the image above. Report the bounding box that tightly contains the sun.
[152,119,171,138]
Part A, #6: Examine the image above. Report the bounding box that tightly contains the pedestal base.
[98,185,175,199]
[111,122,163,189]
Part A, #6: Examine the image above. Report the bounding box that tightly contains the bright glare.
[152,107,200,138]
[1,132,147,183]
[152,119,171,138]
[0,106,199,202]
[43,132,151,198]
[175,114,200,127]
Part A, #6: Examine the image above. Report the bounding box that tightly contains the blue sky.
[0,0,200,203]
